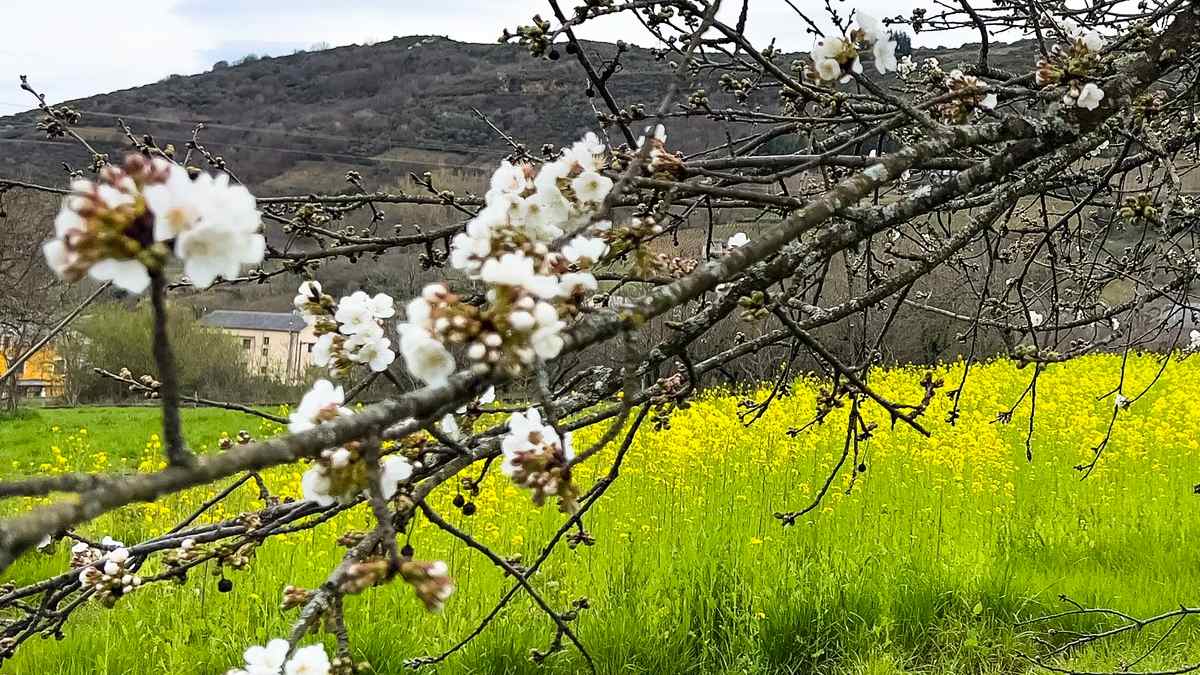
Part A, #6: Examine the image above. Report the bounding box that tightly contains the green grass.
[3,355,1200,674]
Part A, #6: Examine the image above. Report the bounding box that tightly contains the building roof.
[199,310,307,333]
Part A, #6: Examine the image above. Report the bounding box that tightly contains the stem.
[150,271,194,467]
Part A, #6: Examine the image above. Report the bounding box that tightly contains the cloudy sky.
[0,0,982,110]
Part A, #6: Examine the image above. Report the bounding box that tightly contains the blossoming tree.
[3,1,1200,672]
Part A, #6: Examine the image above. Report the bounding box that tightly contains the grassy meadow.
[2,354,1199,674]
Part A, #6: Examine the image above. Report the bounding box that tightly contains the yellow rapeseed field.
[3,353,1199,674]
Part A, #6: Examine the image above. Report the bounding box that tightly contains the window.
[261,336,270,358]
[241,338,252,351]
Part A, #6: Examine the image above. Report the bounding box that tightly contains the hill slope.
[0,34,1034,191]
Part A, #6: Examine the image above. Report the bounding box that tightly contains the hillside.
[0,34,1040,317]
[0,34,1035,192]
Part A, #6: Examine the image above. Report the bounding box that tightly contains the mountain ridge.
[0,33,1034,192]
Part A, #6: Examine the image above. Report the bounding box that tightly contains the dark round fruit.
[857,463,867,474]
[462,502,478,516]
[452,494,466,508]
[548,50,560,60]
[585,88,595,97]
[400,543,414,558]
[218,578,234,593]
[565,43,578,54]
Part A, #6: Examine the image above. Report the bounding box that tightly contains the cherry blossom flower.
[241,639,289,675]
[856,10,885,41]
[335,291,389,334]
[300,466,335,507]
[530,302,566,360]
[814,58,842,82]
[345,332,396,372]
[489,160,530,195]
[500,408,578,509]
[440,413,461,441]
[150,168,265,288]
[873,37,898,73]
[571,171,613,204]
[88,259,152,294]
[379,456,413,499]
[559,272,598,295]
[293,280,322,314]
[727,232,750,249]
[481,252,560,298]
[562,235,608,264]
[399,326,456,386]
[310,333,336,367]
[288,380,349,433]
[283,645,330,675]
[143,162,202,242]
[175,222,265,288]
[1076,82,1105,110]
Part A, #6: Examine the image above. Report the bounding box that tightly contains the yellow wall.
[0,345,65,398]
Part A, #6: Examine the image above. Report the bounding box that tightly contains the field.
[2,354,1199,674]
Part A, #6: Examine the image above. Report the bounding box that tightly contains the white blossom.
[980,93,998,110]
[872,37,898,73]
[329,448,352,469]
[283,644,331,675]
[335,291,392,334]
[561,132,606,171]
[1028,311,1045,328]
[288,380,348,433]
[530,302,566,360]
[345,332,396,372]
[241,639,289,675]
[293,280,322,312]
[727,232,750,249]
[559,272,598,295]
[480,252,560,298]
[856,10,885,42]
[440,413,461,441]
[300,466,335,507]
[379,456,413,499]
[814,58,842,82]
[143,162,202,242]
[489,160,530,195]
[176,223,265,288]
[812,37,846,61]
[501,408,561,474]
[1079,29,1105,52]
[562,235,608,263]
[1076,82,1105,110]
[88,258,152,294]
[399,327,456,386]
[310,333,336,367]
[168,172,265,288]
[1190,329,1200,351]
[571,171,613,204]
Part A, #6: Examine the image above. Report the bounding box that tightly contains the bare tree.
[2,1,1200,672]
[0,190,68,410]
